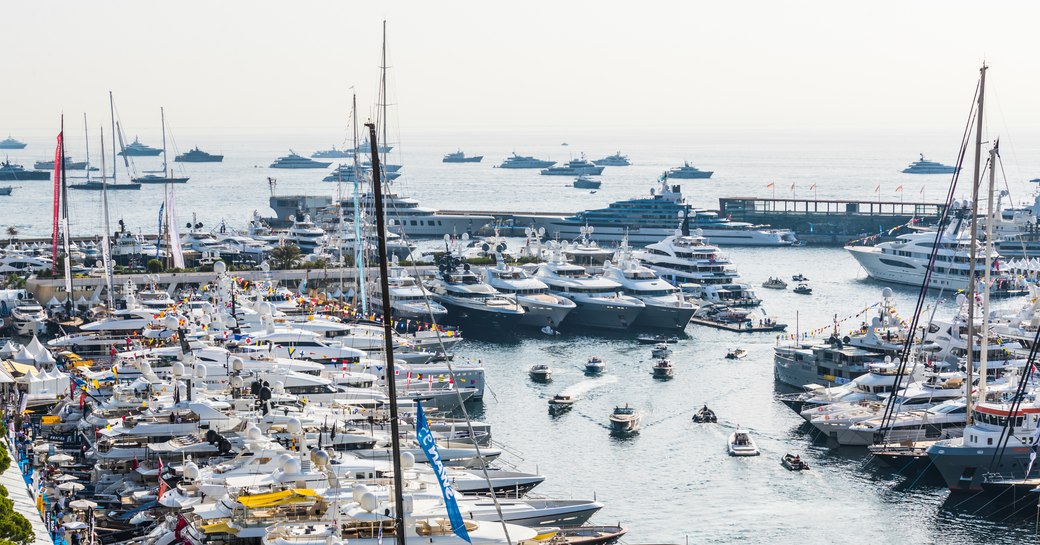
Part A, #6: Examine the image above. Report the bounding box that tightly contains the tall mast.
[979,139,999,398]
[100,126,114,311]
[160,107,168,178]
[965,64,987,424]
[380,20,388,151]
[83,113,91,183]
[366,122,406,545]
[109,92,117,182]
[59,116,73,316]
[353,92,367,315]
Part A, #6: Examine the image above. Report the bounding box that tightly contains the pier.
[718,197,947,245]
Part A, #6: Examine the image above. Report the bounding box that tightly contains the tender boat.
[901,153,958,174]
[665,162,713,179]
[548,394,576,413]
[762,277,787,289]
[608,404,640,434]
[650,343,671,358]
[443,150,483,163]
[651,359,674,379]
[175,146,224,162]
[636,334,679,344]
[550,525,628,545]
[781,453,810,471]
[585,356,606,375]
[792,274,808,281]
[592,152,630,167]
[727,429,760,456]
[572,175,601,189]
[693,405,717,423]
[792,283,812,295]
[529,364,553,383]
[270,150,333,169]
[0,186,12,196]
[725,348,747,360]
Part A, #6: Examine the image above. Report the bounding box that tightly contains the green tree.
[4,227,15,247]
[146,259,163,274]
[270,244,302,270]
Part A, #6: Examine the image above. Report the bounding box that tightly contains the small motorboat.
[548,394,576,413]
[792,283,812,295]
[652,359,674,380]
[550,525,628,545]
[529,364,553,383]
[728,429,760,456]
[762,277,787,289]
[650,343,672,358]
[725,348,748,360]
[636,333,679,344]
[608,404,640,434]
[693,405,717,423]
[585,356,606,375]
[781,453,810,471]
[792,274,809,282]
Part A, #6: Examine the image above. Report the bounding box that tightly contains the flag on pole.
[809,183,816,190]
[874,184,881,193]
[766,182,775,188]
[415,402,471,542]
[895,185,904,192]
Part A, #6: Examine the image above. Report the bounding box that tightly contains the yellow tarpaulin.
[41,416,61,425]
[2,360,35,377]
[201,522,239,535]
[236,489,318,509]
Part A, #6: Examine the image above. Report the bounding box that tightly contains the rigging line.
[879,79,980,433]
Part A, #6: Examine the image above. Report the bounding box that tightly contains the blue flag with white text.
[415,402,471,543]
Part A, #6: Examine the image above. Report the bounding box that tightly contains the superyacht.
[534,246,645,330]
[175,147,224,163]
[846,200,1025,293]
[901,153,958,174]
[483,259,576,329]
[270,150,333,169]
[540,155,605,176]
[311,146,352,159]
[0,136,26,149]
[599,241,697,330]
[285,215,327,254]
[118,136,163,156]
[443,150,483,163]
[524,176,797,246]
[592,151,631,166]
[425,254,526,329]
[499,153,555,169]
[633,227,760,306]
[369,267,448,321]
[329,191,493,238]
[665,162,713,179]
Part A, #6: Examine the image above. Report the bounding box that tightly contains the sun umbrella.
[54,474,79,482]
[68,499,97,510]
[48,454,74,463]
[57,482,84,492]
[63,522,88,530]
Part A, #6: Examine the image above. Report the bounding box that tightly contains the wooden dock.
[689,317,788,333]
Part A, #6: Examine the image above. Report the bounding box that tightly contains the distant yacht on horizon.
[312,146,352,159]
[592,151,630,166]
[665,162,713,179]
[443,150,483,163]
[270,150,333,169]
[0,161,49,181]
[34,156,96,170]
[901,153,958,174]
[118,136,163,156]
[175,147,223,163]
[541,155,605,176]
[0,136,27,150]
[499,153,555,169]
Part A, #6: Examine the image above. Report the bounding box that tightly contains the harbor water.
[5,128,1040,543]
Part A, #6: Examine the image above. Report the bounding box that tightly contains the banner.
[415,403,471,543]
[166,188,185,268]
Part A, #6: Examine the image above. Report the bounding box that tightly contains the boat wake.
[559,375,619,399]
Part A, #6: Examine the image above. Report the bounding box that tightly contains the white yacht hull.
[527,220,796,247]
[846,246,968,290]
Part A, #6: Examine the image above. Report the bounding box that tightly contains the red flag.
[51,131,63,271]
[157,477,169,500]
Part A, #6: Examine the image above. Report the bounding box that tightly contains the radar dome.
[401,452,415,469]
[881,287,893,299]
[360,492,378,513]
[213,261,227,274]
[287,417,302,435]
[183,461,200,480]
[171,362,185,377]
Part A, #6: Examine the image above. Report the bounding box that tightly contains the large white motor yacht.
[483,259,575,329]
[599,241,697,330]
[634,229,760,306]
[285,215,327,254]
[534,246,644,330]
[425,254,526,329]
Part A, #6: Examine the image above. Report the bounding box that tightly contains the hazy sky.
[3,1,1039,132]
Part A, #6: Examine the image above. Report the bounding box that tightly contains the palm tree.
[5,226,16,247]
[270,244,302,270]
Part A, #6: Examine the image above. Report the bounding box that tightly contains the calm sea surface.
[6,128,1040,543]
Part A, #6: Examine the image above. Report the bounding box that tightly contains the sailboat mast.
[59,116,73,316]
[83,113,91,183]
[353,92,367,314]
[380,20,388,152]
[100,127,114,311]
[109,92,117,182]
[965,64,987,423]
[160,107,168,178]
[365,122,406,545]
[979,140,999,397]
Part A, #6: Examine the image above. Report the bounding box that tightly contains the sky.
[2,0,1040,133]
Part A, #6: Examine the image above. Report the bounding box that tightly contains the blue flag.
[415,402,471,543]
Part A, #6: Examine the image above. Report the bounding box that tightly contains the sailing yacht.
[132,108,190,184]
